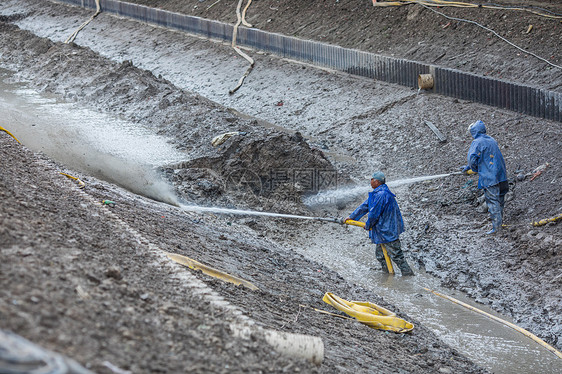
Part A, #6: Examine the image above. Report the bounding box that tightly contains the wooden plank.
[424,120,447,142]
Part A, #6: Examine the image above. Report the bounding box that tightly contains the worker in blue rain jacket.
[460,120,508,234]
[346,171,414,276]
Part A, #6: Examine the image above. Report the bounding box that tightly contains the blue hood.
[470,120,486,139]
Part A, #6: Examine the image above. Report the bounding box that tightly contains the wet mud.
[0,0,561,373]
[125,0,562,92]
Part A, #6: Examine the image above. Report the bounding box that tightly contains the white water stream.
[303,173,458,207]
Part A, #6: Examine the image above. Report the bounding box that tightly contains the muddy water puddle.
[292,225,561,374]
[0,69,185,202]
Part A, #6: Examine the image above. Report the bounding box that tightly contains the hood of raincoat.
[469,120,486,139]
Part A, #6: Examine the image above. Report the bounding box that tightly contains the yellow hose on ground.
[531,213,562,227]
[322,292,414,332]
[344,219,394,274]
[59,172,86,189]
[424,288,562,359]
[166,252,259,291]
[0,126,21,143]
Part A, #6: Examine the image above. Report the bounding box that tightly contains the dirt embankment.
[0,20,489,374]
[0,19,341,210]
[127,0,562,92]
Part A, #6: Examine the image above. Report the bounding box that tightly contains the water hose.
[372,0,562,20]
[373,0,562,69]
[59,172,85,189]
[314,217,396,274]
[229,0,255,95]
[531,213,562,227]
[65,0,101,44]
[0,126,21,143]
[419,3,562,70]
[322,292,414,332]
[166,252,259,291]
[424,288,562,359]
[342,219,395,274]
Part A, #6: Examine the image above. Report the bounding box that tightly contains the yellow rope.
[0,126,21,143]
[424,288,562,359]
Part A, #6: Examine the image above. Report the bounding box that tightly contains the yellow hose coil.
[0,126,21,143]
[344,219,395,274]
[166,252,259,291]
[425,288,562,359]
[322,292,414,332]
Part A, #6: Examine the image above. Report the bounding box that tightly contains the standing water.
[0,69,185,204]
[286,211,562,374]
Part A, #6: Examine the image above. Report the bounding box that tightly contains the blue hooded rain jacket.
[467,120,507,189]
[349,184,404,244]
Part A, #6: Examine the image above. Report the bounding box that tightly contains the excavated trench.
[1,44,560,374]
[0,2,559,373]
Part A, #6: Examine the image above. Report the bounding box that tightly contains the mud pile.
[0,22,338,210]
[164,130,337,210]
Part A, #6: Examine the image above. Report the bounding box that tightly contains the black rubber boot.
[379,260,389,273]
[398,261,414,276]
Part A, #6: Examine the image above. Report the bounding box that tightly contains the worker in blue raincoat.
[346,171,414,276]
[460,120,508,234]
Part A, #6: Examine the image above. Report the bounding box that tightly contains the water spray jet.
[304,171,472,207]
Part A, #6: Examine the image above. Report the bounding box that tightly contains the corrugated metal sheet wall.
[58,0,561,122]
